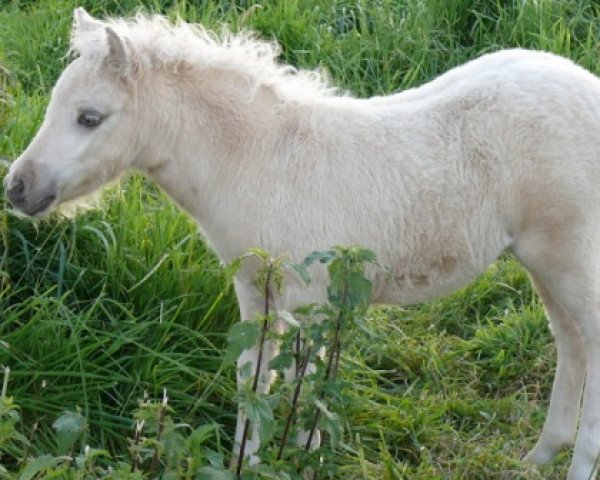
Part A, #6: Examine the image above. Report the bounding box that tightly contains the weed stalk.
[277,343,312,460]
[1,365,9,399]
[235,260,274,479]
[130,419,144,472]
[150,389,168,475]
[304,281,348,451]
[19,422,37,467]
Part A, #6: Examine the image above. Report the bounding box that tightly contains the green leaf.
[248,464,289,479]
[244,248,269,261]
[292,303,325,317]
[18,455,59,480]
[224,321,261,366]
[75,447,111,470]
[0,396,20,423]
[240,472,259,480]
[244,395,273,425]
[315,399,343,448]
[185,424,217,452]
[52,411,86,435]
[285,262,311,285]
[205,448,226,469]
[238,361,254,381]
[197,466,236,480]
[302,250,336,267]
[52,411,87,455]
[278,310,300,328]
[346,272,373,309]
[268,350,294,371]
[222,256,244,279]
[241,395,274,445]
[163,429,186,468]
[355,248,377,263]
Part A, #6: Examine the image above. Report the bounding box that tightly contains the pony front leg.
[231,279,280,468]
[232,341,279,466]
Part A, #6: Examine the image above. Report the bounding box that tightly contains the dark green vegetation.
[2,0,600,478]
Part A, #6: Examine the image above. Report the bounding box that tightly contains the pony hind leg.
[523,274,586,464]
[554,287,600,480]
[514,229,600,479]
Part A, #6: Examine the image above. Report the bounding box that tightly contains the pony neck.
[135,68,289,254]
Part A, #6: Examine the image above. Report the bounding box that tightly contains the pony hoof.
[523,445,557,465]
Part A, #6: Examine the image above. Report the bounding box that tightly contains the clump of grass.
[3,0,598,477]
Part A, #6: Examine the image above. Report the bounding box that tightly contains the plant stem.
[20,422,37,466]
[332,332,343,380]
[277,343,312,460]
[294,332,301,378]
[1,366,9,399]
[304,282,348,451]
[130,420,144,473]
[150,391,168,475]
[236,261,273,479]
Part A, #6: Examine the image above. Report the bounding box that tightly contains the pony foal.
[5,8,600,479]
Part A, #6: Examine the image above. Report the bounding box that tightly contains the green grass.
[2,0,600,477]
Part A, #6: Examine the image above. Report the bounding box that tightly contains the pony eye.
[77,109,103,128]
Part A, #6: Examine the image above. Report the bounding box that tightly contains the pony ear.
[105,27,136,79]
[73,7,101,32]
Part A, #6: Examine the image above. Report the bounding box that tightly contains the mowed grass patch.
[2,0,598,477]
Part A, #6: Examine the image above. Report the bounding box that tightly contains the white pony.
[5,8,600,478]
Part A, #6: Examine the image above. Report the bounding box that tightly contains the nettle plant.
[0,246,376,479]
[0,367,228,479]
[226,246,378,479]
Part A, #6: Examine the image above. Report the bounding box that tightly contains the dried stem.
[130,419,144,473]
[150,390,168,474]
[235,261,273,479]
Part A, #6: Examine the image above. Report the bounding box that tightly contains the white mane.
[70,13,336,101]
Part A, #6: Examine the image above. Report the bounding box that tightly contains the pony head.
[4,8,141,216]
[3,8,334,218]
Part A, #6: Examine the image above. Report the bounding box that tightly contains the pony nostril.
[12,179,24,195]
[6,178,27,206]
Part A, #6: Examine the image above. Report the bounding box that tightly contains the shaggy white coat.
[6,9,600,479]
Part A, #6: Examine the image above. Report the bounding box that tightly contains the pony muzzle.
[4,172,58,217]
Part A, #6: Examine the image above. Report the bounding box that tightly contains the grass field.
[2,0,600,478]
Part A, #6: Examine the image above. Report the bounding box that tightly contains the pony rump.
[69,9,336,102]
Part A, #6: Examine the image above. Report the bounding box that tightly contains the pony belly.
[373,246,505,306]
[375,269,475,305]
